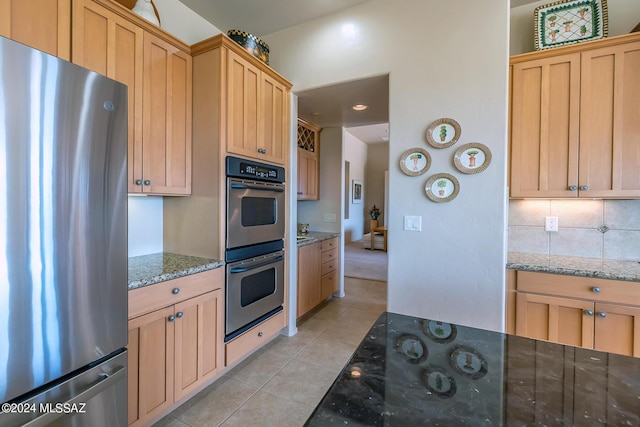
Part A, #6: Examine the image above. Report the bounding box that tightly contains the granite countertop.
[507,252,640,283]
[306,311,640,426]
[128,252,224,290]
[296,231,341,247]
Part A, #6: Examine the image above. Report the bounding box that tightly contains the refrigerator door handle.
[22,365,126,427]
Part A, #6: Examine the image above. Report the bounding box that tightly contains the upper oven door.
[227,177,286,249]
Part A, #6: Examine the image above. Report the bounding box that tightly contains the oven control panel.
[226,156,285,183]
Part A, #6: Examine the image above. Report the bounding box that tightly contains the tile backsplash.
[508,200,640,261]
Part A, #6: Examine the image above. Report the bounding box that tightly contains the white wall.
[153,0,221,44]
[343,131,368,243]
[264,0,509,331]
[510,0,640,55]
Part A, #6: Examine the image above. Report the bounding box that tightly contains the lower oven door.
[226,178,286,249]
[226,250,285,337]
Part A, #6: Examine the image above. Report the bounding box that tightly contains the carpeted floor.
[343,240,387,282]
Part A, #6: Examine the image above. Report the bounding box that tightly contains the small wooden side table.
[371,226,388,252]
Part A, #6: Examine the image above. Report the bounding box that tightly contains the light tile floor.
[154,277,387,427]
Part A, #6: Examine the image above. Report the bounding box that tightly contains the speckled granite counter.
[128,252,224,290]
[507,252,640,283]
[306,312,640,426]
[296,231,341,247]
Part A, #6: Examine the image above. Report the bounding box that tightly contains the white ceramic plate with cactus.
[425,118,461,148]
[425,173,460,203]
[453,142,492,174]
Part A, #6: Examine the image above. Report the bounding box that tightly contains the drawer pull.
[592,287,601,293]
[258,331,264,337]
[172,288,180,295]
[584,310,594,316]
[598,312,607,318]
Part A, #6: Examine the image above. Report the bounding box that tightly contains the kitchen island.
[306,312,640,426]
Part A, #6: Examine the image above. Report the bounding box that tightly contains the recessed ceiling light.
[352,104,368,111]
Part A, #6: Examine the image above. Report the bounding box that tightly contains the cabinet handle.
[176,311,184,319]
[135,179,143,186]
[592,287,601,293]
[598,312,607,318]
[568,185,577,191]
[584,310,594,316]
[297,192,303,195]
[258,148,267,154]
[168,315,176,322]
[172,288,180,295]
[258,331,264,337]
[580,185,588,191]
[144,179,151,186]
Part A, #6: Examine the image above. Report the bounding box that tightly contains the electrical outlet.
[545,216,559,232]
[324,213,337,223]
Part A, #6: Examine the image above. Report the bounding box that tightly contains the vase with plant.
[369,204,381,229]
[437,180,447,196]
[439,125,447,142]
[409,153,423,170]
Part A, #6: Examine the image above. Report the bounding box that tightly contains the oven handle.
[230,183,285,193]
[229,255,284,274]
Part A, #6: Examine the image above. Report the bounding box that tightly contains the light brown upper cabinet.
[510,33,640,198]
[72,0,191,195]
[226,49,289,165]
[0,0,71,60]
[297,119,321,200]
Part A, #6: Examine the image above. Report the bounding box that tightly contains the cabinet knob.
[584,310,594,316]
[258,331,264,337]
[135,179,143,185]
[144,179,151,186]
[176,311,184,319]
[568,185,578,191]
[168,315,176,322]
[598,312,607,318]
[258,148,267,154]
[172,288,180,295]
[580,185,588,191]
[297,192,303,195]
[592,287,601,293]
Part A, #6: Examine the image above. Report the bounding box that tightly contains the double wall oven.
[225,156,286,341]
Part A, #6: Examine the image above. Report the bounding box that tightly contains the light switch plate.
[404,215,422,231]
[324,213,337,223]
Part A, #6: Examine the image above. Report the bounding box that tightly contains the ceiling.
[177,0,539,144]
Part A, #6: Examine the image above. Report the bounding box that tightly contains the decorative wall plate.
[425,118,461,148]
[453,142,492,174]
[423,320,457,344]
[425,173,460,203]
[396,334,428,364]
[534,0,608,50]
[421,366,457,398]
[399,148,431,176]
[449,345,488,379]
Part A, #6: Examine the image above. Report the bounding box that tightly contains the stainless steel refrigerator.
[0,36,128,426]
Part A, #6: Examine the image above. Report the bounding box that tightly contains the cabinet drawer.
[321,258,338,276]
[321,237,338,252]
[129,268,223,319]
[516,271,640,305]
[321,248,338,264]
[225,310,285,367]
[321,269,338,300]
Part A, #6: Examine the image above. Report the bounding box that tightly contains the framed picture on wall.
[352,180,363,204]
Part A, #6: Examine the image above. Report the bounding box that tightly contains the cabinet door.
[128,305,175,427]
[516,293,594,348]
[594,303,640,357]
[259,72,288,165]
[510,53,581,198]
[174,289,223,401]
[0,0,70,59]
[298,148,318,200]
[579,41,640,198]
[321,269,338,300]
[297,243,321,318]
[226,49,261,160]
[71,0,144,194]
[142,32,192,195]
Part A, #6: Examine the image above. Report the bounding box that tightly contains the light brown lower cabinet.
[127,269,224,427]
[512,270,640,357]
[297,237,339,318]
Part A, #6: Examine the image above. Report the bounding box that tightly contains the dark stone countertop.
[296,231,340,247]
[128,252,224,290]
[507,252,640,282]
[306,312,640,426]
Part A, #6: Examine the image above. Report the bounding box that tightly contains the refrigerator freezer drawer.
[0,350,127,427]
